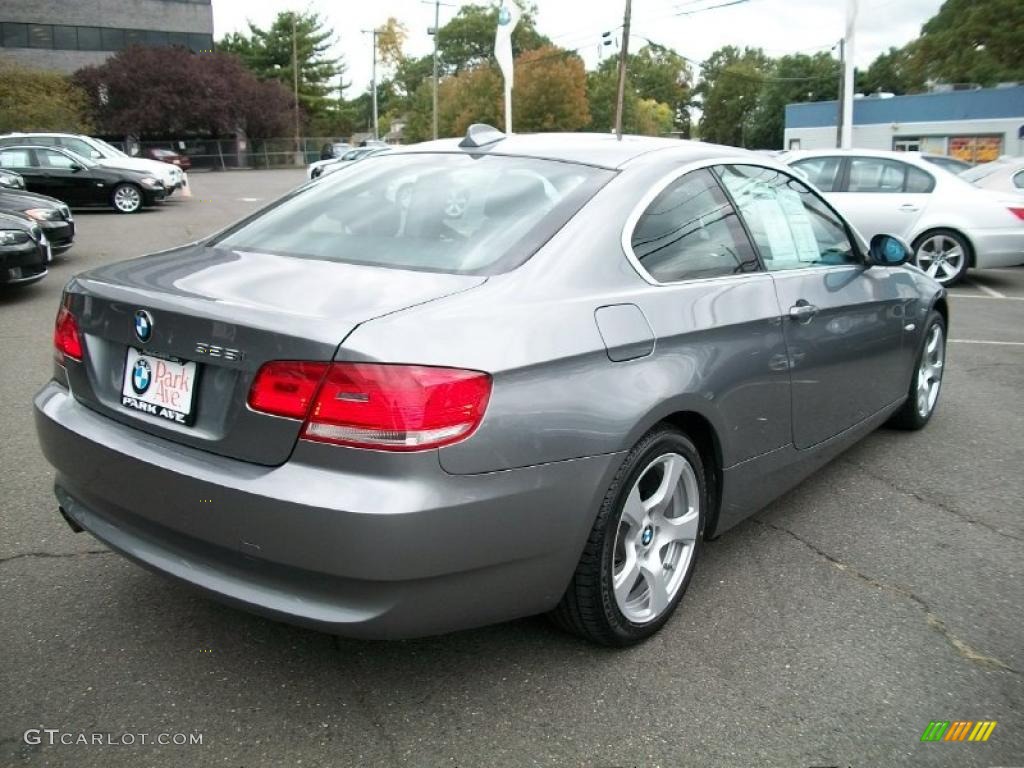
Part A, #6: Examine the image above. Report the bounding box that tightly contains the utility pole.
[292,13,301,163]
[841,0,858,148]
[432,0,440,139]
[835,37,844,148]
[362,28,380,140]
[613,0,632,140]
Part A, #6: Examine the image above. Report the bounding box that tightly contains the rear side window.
[716,165,858,271]
[214,153,613,275]
[790,156,841,192]
[0,148,32,168]
[630,168,759,282]
[1014,171,1024,190]
[846,156,934,193]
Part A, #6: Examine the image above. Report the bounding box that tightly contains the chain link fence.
[108,137,353,170]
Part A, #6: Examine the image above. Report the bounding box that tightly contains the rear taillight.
[248,361,329,419]
[247,362,492,451]
[54,306,83,361]
[1008,206,1024,221]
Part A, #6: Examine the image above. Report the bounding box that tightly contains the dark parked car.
[0,146,166,213]
[0,211,48,286]
[35,129,946,645]
[0,168,25,189]
[144,147,192,172]
[320,141,352,160]
[0,187,75,254]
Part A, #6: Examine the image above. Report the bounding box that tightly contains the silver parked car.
[35,129,947,646]
[785,148,1024,286]
[960,156,1024,196]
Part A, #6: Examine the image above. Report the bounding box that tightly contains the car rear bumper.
[970,227,1024,269]
[34,382,619,638]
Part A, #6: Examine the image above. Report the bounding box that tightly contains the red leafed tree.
[73,46,293,138]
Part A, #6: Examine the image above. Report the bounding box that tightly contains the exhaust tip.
[58,505,83,533]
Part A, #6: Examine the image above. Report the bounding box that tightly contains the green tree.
[629,44,694,134]
[0,64,92,133]
[747,52,839,149]
[218,11,346,118]
[697,46,771,147]
[438,65,503,136]
[911,0,1024,85]
[436,2,549,73]
[858,45,924,95]
[514,47,590,132]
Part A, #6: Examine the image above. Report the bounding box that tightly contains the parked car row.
[783,148,1024,285]
[0,133,187,215]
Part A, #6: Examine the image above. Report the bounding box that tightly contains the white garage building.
[784,85,1024,163]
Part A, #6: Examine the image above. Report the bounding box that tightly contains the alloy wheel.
[915,234,965,284]
[612,452,700,624]
[113,185,141,213]
[916,323,945,418]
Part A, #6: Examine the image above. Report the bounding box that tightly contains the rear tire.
[888,310,946,430]
[550,426,706,646]
[912,229,969,286]
[112,183,142,214]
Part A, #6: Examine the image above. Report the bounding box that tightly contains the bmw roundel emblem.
[131,358,152,394]
[134,309,153,343]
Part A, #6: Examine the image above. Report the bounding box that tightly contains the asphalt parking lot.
[1,169,1022,768]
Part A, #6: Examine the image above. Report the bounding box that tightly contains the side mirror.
[69,163,84,172]
[869,233,911,266]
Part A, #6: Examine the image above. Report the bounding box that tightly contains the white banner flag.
[494,2,521,85]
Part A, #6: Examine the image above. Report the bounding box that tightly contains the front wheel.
[551,426,706,646]
[112,183,142,214]
[888,311,946,430]
[912,230,969,286]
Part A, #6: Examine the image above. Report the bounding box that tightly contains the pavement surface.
[1,169,1022,768]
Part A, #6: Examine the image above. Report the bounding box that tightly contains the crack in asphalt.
[840,456,1024,543]
[0,549,111,566]
[752,518,1020,675]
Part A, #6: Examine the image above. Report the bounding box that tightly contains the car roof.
[0,132,87,139]
[394,132,762,170]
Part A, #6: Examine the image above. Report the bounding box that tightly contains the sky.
[211,0,946,93]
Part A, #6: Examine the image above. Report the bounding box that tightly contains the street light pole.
[362,27,380,140]
[292,13,301,163]
[841,0,858,148]
[613,0,632,140]
[432,0,440,140]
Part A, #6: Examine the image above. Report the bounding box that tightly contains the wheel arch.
[659,410,724,540]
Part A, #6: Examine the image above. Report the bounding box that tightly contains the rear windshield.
[213,153,613,275]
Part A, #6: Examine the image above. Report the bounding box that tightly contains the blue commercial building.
[784,85,1024,162]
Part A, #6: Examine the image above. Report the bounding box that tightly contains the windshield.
[94,138,128,158]
[214,153,613,275]
[960,161,1006,183]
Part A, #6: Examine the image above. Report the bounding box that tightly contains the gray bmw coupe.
[35,127,946,646]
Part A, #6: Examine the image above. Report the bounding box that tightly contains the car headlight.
[24,208,62,222]
[0,229,30,245]
[139,177,161,187]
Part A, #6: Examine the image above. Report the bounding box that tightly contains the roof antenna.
[459,124,506,149]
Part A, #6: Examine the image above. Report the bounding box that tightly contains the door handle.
[898,203,920,212]
[789,302,818,323]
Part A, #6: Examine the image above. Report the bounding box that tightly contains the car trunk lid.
[62,244,485,466]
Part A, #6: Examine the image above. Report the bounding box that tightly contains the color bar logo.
[920,720,997,742]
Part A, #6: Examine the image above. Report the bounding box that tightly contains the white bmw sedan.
[785,148,1024,285]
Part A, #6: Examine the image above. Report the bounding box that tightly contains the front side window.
[37,150,77,169]
[1013,171,1024,190]
[716,165,858,271]
[790,156,841,192]
[215,153,613,275]
[630,168,758,282]
[60,137,101,159]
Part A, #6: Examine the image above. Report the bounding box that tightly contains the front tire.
[888,310,946,430]
[551,426,706,646]
[112,183,142,214]
[912,229,969,286]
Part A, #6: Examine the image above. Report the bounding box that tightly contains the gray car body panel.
[35,133,946,637]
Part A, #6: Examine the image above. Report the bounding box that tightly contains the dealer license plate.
[121,347,198,425]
